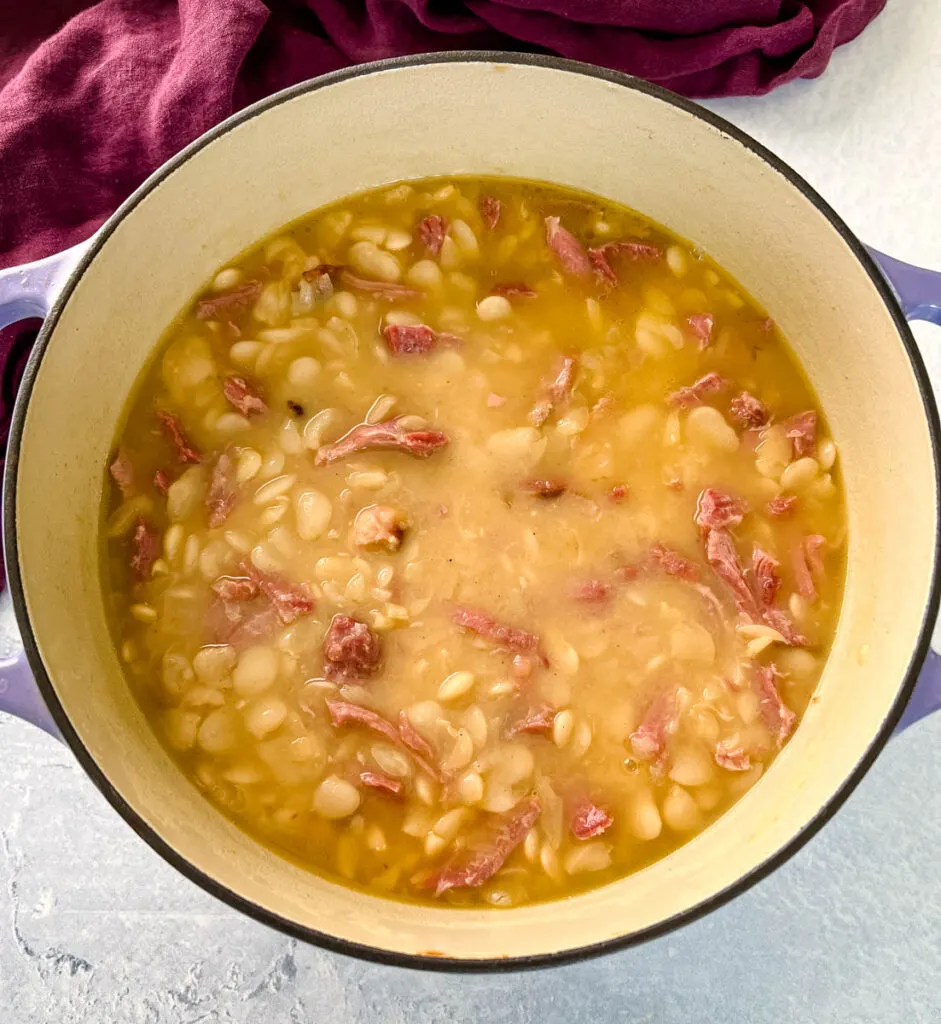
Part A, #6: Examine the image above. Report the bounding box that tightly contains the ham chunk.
[649,543,701,582]
[157,410,200,464]
[714,742,751,771]
[323,615,381,681]
[756,664,796,747]
[153,469,171,494]
[491,282,537,300]
[196,280,262,320]
[351,504,407,551]
[545,216,592,277]
[452,606,542,657]
[752,545,781,607]
[706,528,760,618]
[428,796,542,895]
[207,451,237,528]
[792,540,817,602]
[530,355,578,426]
[243,562,313,623]
[314,418,449,466]
[784,410,817,457]
[480,195,502,230]
[667,372,728,408]
[382,323,438,356]
[326,699,399,744]
[211,575,258,602]
[130,519,159,579]
[521,478,567,499]
[207,598,280,650]
[339,270,423,301]
[223,375,267,417]
[767,495,798,518]
[571,579,612,604]
[695,488,748,531]
[686,313,715,349]
[630,690,674,762]
[417,214,448,255]
[729,391,770,428]
[762,607,809,646]
[397,711,438,770]
[571,798,613,840]
[109,448,135,498]
[359,771,403,797]
[505,705,555,739]
[588,240,662,285]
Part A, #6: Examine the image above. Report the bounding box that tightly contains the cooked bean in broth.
[104,177,845,907]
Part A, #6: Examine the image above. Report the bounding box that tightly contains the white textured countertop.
[2,2,941,1020]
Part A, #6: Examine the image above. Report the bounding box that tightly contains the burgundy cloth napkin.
[0,0,885,586]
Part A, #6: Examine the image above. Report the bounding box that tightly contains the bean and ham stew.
[104,177,845,907]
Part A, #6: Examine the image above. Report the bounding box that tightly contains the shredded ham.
[588,240,663,285]
[417,214,448,255]
[351,504,406,551]
[695,488,748,530]
[767,495,798,518]
[322,615,381,681]
[428,796,541,895]
[521,478,567,498]
[314,417,449,466]
[756,664,796,747]
[452,606,542,658]
[571,798,613,840]
[571,579,612,604]
[630,691,674,762]
[686,313,715,349]
[157,410,200,464]
[491,282,537,300]
[196,280,262,320]
[784,410,817,457]
[729,391,770,428]
[223,375,267,417]
[480,195,502,230]
[206,451,237,528]
[706,528,760,619]
[649,543,701,582]
[544,216,592,276]
[715,742,751,771]
[243,562,313,623]
[505,704,555,739]
[359,771,403,797]
[382,323,438,356]
[529,355,579,427]
[153,469,170,494]
[752,545,782,607]
[109,448,135,498]
[130,519,159,579]
[339,270,423,301]
[792,540,817,602]
[667,372,728,408]
[211,575,258,602]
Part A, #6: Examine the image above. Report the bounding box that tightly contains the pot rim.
[5,51,940,973]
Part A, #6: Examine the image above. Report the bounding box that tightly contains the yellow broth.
[103,177,845,907]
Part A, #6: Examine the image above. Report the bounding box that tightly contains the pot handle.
[870,247,941,731]
[0,239,92,739]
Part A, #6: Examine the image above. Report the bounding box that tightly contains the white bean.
[564,843,612,875]
[662,785,702,832]
[312,776,361,819]
[686,406,739,453]
[477,295,512,321]
[348,240,400,282]
[244,697,287,738]
[780,457,819,492]
[629,787,662,840]
[232,646,279,696]
[196,708,238,755]
[669,746,715,787]
[553,710,574,748]
[295,489,332,540]
[254,474,296,505]
[193,645,236,684]
[437,671,475,702]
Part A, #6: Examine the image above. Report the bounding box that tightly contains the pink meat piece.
[323,615,381,681]
[686,313,715,349]
[206,451,238,528]
[784,410,817,457]
[762,607,809,646]
[571,798,613,840]
[153,469,170,494]
[706,528,760,618]
[302,265,336,300]
[505,705,555,739]
[756,664,796,748]
[609,485,628,502]
[752,545,782,607]
[630,690,674,762]
[545,216,592,277]
[417,214,448,255]
[792,540,817,602]
[529,398,553,427]
[549,355,579,405]
[452,606,542,656]
[130,519,159,579]
[382,323,438,356]
[223,375,267,417]
[729,391,770,428]
[486,393,506,408]
[649,543,701,582]
[326,699,399,745]
[397,711,436,762]
[196,280,262,320]
[571,579,612,604]
[351,504,407,551]
[157,410,200,464]
[313,417,449,466]
[767,495,798,518]
[428,796,542,895]
[804,534,827,581]
[695,488,748,531]
[587,246,617,286]
[491,282,537,300]
[208,599,281,650]
[480,195,502,230]
[211,575,259,602]
[243,562,314,624]
[667,372,728,408]
[714,742,751,771]
[521,478,567,498]
[359,771,403,797]
[339,270,423,301]
[109,448,135,498]
[589,241,663,286]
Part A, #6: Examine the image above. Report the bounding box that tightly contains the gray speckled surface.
[3,2,941,1020]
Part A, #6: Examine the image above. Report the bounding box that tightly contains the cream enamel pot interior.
[1,54,941,970]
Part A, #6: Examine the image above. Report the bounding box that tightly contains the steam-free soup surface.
[104,177,845,907]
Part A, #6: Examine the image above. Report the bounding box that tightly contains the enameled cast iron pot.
[2,54,941,970]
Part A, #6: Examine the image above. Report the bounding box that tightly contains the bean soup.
[104,177,845,907]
